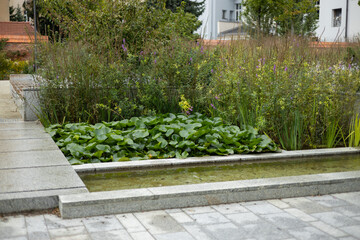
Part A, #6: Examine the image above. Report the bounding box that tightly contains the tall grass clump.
[209,36,360,150]
[36,0,216,124]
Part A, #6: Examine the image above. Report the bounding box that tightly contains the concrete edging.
[73,147,360,173]
[59,170,360,219]
[59,147,360,219]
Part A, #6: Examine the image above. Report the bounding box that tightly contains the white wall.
[197,0,241,39]
[348,0,360,40]
[316,0,360,42]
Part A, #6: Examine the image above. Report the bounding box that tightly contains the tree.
[10,5,26,22]
[243,0,318,36]
[242,0,277,35]
[23,0,64,40]
[164,0,205,18]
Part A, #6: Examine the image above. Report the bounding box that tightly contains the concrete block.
[0,150,69,170]
[0,121,43,130]
[0,128,50,140]
[0,188,88,214]
[0,138,58,153]
[0,166,86,194]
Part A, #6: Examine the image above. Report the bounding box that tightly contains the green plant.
[46,113,279,164]
[349,114,360,147]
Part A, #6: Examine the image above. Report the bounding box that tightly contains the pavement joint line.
[0,186,88,195]
[0,164,71,170]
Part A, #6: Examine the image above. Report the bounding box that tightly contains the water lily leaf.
[165,129,174,137]
[132,129,149,139]
[96,144,111,152]
[179,130,190,139]
[109,134,124,141]
[92,150,104,158]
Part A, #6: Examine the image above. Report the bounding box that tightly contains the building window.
[332,8,342,27]
[235,4,242,22]
[222,10,227,20]
[229,10,234,21]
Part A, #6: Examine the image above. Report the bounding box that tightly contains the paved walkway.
[1,191,360,240]
[0,80,87,213]
[0,80,22,121]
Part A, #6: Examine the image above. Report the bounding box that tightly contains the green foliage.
[349,114,360,147]
[9,5,26,22]
[209,37,360,150]
[37,38,217,124]
[39,0,201,51]
[243,0,318,36]
[149,0,205,18]
[46,113,279,164]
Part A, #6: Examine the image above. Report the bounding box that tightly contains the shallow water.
[80,154,360,192]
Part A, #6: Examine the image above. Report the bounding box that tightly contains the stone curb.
[73,147,360,173]
[59,170,360,219]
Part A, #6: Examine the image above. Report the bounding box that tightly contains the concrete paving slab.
[0,122,43,130]
[154,231,195,240]
[242,222,291,240]
[311,212,360,227]
[130,231,155,240]
[287,226,336,240]
[116,213,146,233]
[261,212,309,229]
[203,222,245,240]
[0,215,27,239]
[25,215,51,240]
[0,138,58,153]
[0,166,86,193]
[189,212,229,225]
[0,129,50,140]
[82,215,123,233]
[0,150,69,169]
[90,229,132,240]
[134,211,184,235]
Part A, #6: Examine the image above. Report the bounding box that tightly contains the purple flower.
[215,95,219,100]
[154,59,157,64]
[210,103,216,109]
[256,74,258,77]
[349,64,351,69]
[56,75,59,79]
[123,38,126,44]
[190,57,193,62]
[284,66,288,71]
[211,69,214,73]
[153,52,156,56]
[121,44,127,52]
[273,64,276,72]
[201,46,204,53]
[329,67,332,70]
[186,111,190,115]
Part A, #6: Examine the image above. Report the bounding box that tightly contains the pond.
[80,154,360,192]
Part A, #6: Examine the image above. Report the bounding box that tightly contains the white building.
[197,0,244,40]
[197,0,360,42]
[316,0,360,42]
